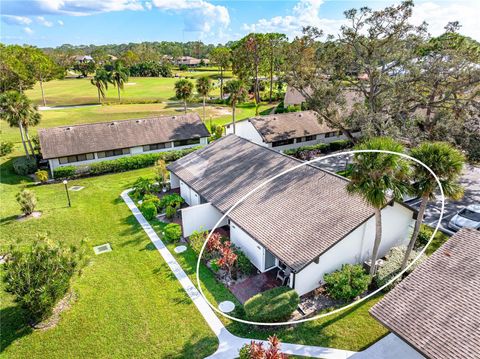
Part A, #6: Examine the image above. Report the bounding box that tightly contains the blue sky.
[1,0,479,47]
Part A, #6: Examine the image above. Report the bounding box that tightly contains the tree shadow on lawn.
[176,334,219,359]
[0,158,34,186]
[0,305,33,353]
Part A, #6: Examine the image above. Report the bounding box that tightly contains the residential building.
[168,135,416,296]
[225,111,360,151]
[39,113,210,175]
[174,56,209,67]
[369,228,480,359]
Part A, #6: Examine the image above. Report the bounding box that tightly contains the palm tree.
[0,91,41,158]
[174,79,194,114]
[347,137,410,277]
[109,61,129,101]
[196,76,211,122]
[400,142,464,271]
[224,79,247,134]
[90,68,111,103]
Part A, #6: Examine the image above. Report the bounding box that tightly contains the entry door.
[264,249,276,270]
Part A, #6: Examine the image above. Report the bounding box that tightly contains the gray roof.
[283,86,364,112]
[248,110,335,143]
[370,228,480,359]
[38,113,210,159]
[168,135,378,271]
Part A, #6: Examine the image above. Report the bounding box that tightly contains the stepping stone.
[174,245,187,253]
[93,243,112,255]
[218,301,235,313]
[69,186,84,191]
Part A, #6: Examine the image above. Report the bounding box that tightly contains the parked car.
[448,204,480,231]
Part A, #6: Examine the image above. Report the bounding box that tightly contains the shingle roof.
[168,135,378,271]
[248,111,335,143]
[283,85,364,111]
[38,113,210,159]
[370,228,480,359]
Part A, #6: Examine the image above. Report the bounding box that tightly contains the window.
[143,143,167,152]
[296,137,306,143]
[97,148,130,158]
[173,138,201,147]
[305,135,316,141]
[325,131,341,138]
[58,152,95,164]
[272,139,294,147]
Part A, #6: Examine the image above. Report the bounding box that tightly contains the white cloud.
[1,15,32,26]
[37,16,53,27]
[2,0,144,16]
[24,27,34,34]
[58,20,64,26]
[145,2,152,11]
[242,0,345,39]
[152,0,230,32]
[411,1,480,40]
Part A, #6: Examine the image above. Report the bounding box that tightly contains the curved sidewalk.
[121,189,356,359]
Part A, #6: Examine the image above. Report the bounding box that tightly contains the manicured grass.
[0,102,277,144]
[0,153,218,358]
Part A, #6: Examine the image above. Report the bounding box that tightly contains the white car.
[448,204,480,231]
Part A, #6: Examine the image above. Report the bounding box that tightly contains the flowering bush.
[217,241,237,276]
[205,232,222,254]
[239,335,289,359]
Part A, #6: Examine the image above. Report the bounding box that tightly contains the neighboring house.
[72,55,94,63]
[175,56,209,67]
[168,135,416,296]
[283,85,364,109]
[225,111,360,152]
[39,113,210,175]
[369,228,480,359]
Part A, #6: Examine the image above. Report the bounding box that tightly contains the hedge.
[284,143,330,156]
[52,147,201,179]
[244,286,299,322]
[329,139,352,151]
[13,157,38,176]
[324,264,370,301]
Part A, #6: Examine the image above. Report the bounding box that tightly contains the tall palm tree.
[174,79,194,114]
[400,142,464,271]
[196,76,211,122]
[224,79,247,134]
[0,91,40,158]
[90,68,111,103]
[347,137,410,277]
[109,61,129,101]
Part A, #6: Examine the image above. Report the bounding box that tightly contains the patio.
[229,268,283,304]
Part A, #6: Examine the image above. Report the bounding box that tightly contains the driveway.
[314,153,480,236]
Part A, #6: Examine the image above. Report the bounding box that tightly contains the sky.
[1,0,479,48]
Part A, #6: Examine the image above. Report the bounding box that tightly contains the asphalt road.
[314,153,480,236]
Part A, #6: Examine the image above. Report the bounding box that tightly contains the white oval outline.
[195,149,445,326]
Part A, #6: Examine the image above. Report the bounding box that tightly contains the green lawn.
[0,102,276,144]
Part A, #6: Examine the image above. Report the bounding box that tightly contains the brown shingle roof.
[370,228,480,359]
[38,113,210,159]
[248,110,335,143]
[168,135,378,271]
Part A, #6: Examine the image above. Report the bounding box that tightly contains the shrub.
[16,189,37,215]
[165,205,176,219]
[210,259,220,273]
[205,232,222,254]
[324,264,371,301]
[143,194,161,210]
[283,143,330,160]
[163,223,182,243]
[415,226,432,248]
[13,156,37,176]
[239,335,288,359]
[53,166,76,179]
[35,169,49,183]
[329,139,352,151]
[376,246,427,291]
[0,141,14,156]
[159,193,184,211]
[244,287,299,322]
[3,236,83,323]
[189,229,208,255]
[218,241,237,277]
[139,201,157,221]
[132,177,156,198]
[235,249,255,275]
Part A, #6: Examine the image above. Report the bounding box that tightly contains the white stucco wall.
[170,172,180,189]
[181,203,228,237]
[294,202,415,296]
[230,221,265,271]
[225,121,266,146]
[180,180,201,206]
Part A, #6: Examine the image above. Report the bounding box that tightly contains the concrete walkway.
[38,104,101,111]
[121,189,356,359]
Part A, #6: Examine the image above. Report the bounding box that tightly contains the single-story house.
[39,113,210,175]
[284,85,364,109]
[168,135,416,296]
[72,55,94,63]
[225,111,360,152]
[174,56,209,67]
[369,228,480,359]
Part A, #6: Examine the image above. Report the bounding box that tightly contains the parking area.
[314,153,480,236]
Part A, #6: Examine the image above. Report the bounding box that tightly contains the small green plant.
[3,236,84,323]
[143,194,161,210]
[139,201,157,220]
[244,287,299,322]
[163,223,182,243]
[210,259,220,273]
[159,193,184,211]
[13,157,38,176]
[165,205,176,219]
[0,141,14,156]
[35,169,49,183]
[16,188,37,216]
[132,177,156,198]
[235,249,255,275]
[189,229,208,255]
[324,264,371,301]
[53,166,76,179]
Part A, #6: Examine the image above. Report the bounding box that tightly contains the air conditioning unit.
[363,258,385,274]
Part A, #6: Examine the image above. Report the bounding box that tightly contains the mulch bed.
[33,291,77,330]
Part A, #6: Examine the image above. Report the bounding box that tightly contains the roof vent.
[172,116,176,119]
[298,113,303,117]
